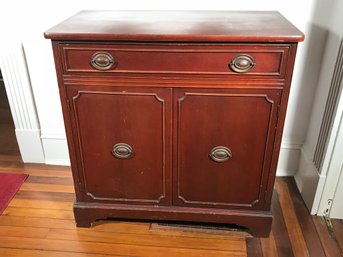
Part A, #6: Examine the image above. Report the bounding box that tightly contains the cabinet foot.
[75,220,92,228]
[74,205,100,228]
[244,219,272,237]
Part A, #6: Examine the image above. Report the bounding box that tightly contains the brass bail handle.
[209,146,232,163]
[112,143,133,159]
[229,55,255,73]
[90,51,115,71]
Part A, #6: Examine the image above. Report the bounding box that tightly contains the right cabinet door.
[173,87,282,210]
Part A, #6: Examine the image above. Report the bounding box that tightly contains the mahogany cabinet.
[45,10,304,237]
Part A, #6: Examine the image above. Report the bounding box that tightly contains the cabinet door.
[67,86,171,205]
[173,88,282,210]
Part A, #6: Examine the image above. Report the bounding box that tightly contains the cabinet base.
[74,202,272,237]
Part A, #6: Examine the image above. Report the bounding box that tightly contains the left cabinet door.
[66,86,172,206]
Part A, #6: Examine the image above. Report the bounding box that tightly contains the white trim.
[0,41,45,163]
[294,145,323,214]
[45,158,70,166]
[41,133,66,140]
[41,133,70,166]
[276,168,298,176]
[316,101,343,216]
[330,164,343,218]
[15,129,45,163]
[305,74,343,216]
[276,139,302,176]
[293,36,343,216]
[281,139,303,150]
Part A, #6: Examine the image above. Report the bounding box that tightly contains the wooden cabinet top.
[44,10,304,42]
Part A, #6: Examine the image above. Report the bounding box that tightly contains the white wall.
[295,0,343,214]
[0,0,320,172]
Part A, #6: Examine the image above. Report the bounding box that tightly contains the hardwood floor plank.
[8,199,73,210]
[271,190,295,257]
[26,176,74,185]
[275,179,310,257]
[0,154,22,162]
[0,236,246,257]
[0,84,20,156]
[0,166,72,178]
[313,216,342,257]
[246,237,263,257]
[22,163,71,172]
[260,231,279,257]
[15,190,75,202]
[0,216,151,234]
[332,219,343,255]
[0,126,20,157]
[20,183,75,193]
[0,216,76,230]
[0,226,49,238]
[46,228,244,251]
[0,216,235,240]
[0,160,71,173]
[286,177,327,257]
[3,207,74,219]
[0,248,126,257]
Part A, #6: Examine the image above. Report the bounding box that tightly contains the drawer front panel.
[67,86,171,205]
[61,43,289,78]
[173,87,282,210]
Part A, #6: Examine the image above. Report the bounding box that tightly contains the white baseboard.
[15,129,45,163]
[276,140,302,176]
[294,145,322,214]
[41,133,70,166]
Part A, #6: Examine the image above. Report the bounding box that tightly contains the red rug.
[0,173,28,214]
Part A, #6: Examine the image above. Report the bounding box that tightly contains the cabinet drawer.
[60,43,289,78]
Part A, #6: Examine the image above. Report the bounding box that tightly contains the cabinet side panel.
[51,41,83,199]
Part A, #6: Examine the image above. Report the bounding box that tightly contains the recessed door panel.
[173,88,281,209]
[67,86,171,205]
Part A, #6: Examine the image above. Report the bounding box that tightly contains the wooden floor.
[0,80,21,156]
[1,80,343,256]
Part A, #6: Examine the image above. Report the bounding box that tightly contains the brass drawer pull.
[209,146,232,163]
[112,143,133,159]
[229,55,255,73]
[90,51,115,70]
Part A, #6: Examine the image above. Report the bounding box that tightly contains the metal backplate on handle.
[209,146,232,163]
[90,51,115,71]
[229,55,255,73]
[112,143,133,159]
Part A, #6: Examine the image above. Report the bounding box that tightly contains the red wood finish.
[60,43,289,78]
[66,86,172,206]
[173,88,281,210]
[46,11,303,237]
[44,11,304,42]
